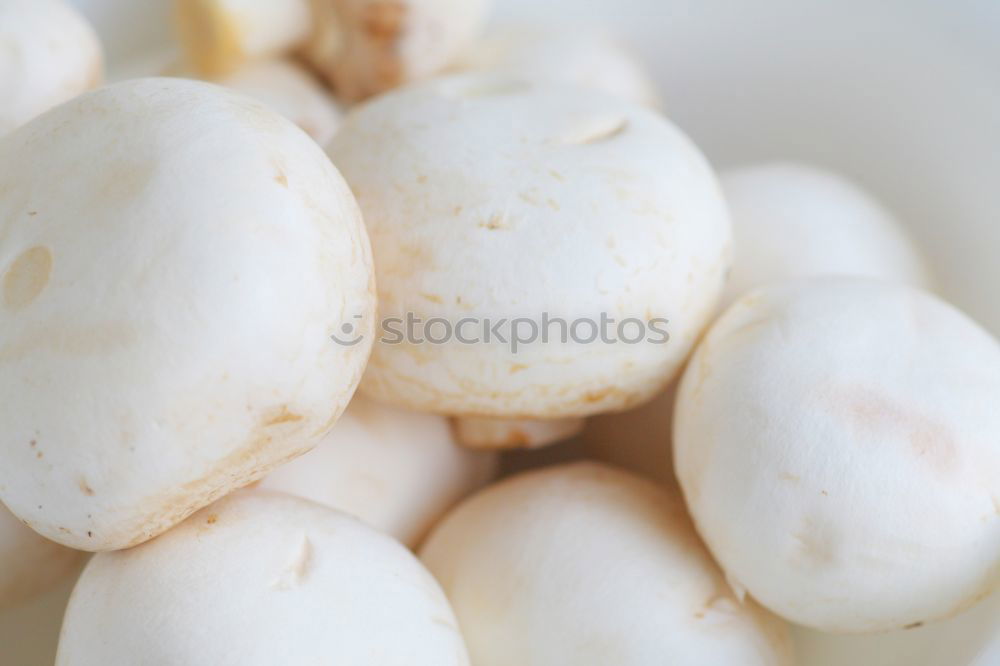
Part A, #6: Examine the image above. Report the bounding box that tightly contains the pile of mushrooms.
[0,1,998,664]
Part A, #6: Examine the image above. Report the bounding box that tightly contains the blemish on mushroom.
[480,213,512,231]
[263,406,304,426]
[3,246,53,309]
[271,534,314,590]
[560,115,629,145]
[206,514,218,525]
[78,479,95,496]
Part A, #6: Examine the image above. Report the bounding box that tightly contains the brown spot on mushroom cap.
[78,479,95,496]
[3,246,53,309]
[263,406,304,427]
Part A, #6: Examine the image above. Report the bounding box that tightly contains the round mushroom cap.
[674,277,1000,633]
[215,59,344,145]
[305,0,492,101]
[420,462,793,665]
[0,78,375,551]
[720,162,933,307]
[328,74,731,421]
[452,26,661,108]
[0,506,81,610]
[0,0,104,136]
[259,396,497,546]
[56,491,469,665]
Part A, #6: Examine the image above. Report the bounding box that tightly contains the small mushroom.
[174,0,313,76]
[56,491,469,665]
[0,78,375,551]
[171,58,345,145]
[259,396,497,546]
[674,277,1000,633]
[720,162,933,307]
[303,0,492,101]
[327,74,731,449]
[0,507,81,610]
[420,462,794,665]
[0,0,104,136]
[451,25,662,107]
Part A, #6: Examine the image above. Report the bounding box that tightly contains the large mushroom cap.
[674,277,1000,633]
[720,162,933,307]
[0,78,375,551]
[328,73,731,424]
[0,506,81,610]
[0,0,104,136]
[56,491,469,665]
[259,396,497,546]
[420,462,793,665]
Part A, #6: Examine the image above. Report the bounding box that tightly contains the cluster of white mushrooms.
[0,0,997,664]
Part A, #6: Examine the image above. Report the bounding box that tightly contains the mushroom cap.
[56,491,469,665]
[452,26,661,108]
[674,277,1000,632]
[720,162,933,307]
[0,78,375,551]
[0,0,104,136]
[420,462,793,665]
[0,506,81,610]
[328,74,731,420]
[305,0,492,101]
[216,59,344,145]
[259,396,497,546]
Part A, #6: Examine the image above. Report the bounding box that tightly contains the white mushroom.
[327,74,732,449]
[451,25,661,108]
[720,162,933,307]
[0,78,375,551]
[0,0,104,136]
[174,0,313,76]
[674,277,1000,633]
[56,491,469,665]
[259,396,497,546]
[583,162,935,481]
[209,59,344,145]
[0,507,81,610]
[303,0,492,101]
[420,462,794,665]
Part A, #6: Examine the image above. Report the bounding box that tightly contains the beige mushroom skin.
[420,462,794,665]
[56,491,470,665]
[0,0,104,136]
[674,277,1000,633]
[0,78,375,551]
[327,74,732,449]
[304,0,492,101]
[259,397,497,546]
[174,0,313,76]
[0,507,82,610]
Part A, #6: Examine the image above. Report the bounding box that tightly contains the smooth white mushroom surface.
[0,78,375,551]
[259,396,497,546]
[451,26,661,107]
[420,462,793,666]
[214,59,343,145]
[0,0,104,136]
[304,0,492,101]
[674,277,1000,633]
[0,507,81,610]
[720,162,933,307]
[174,0,313,76]
[57,491,469,665]
[328,74,731,448]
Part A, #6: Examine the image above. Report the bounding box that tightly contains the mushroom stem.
[452,416,585,450]
[175,0,313,76]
